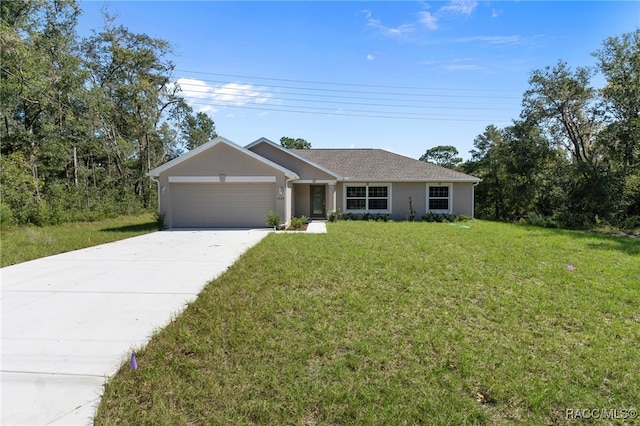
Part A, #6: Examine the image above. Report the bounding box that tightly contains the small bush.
[0,203,15,230]
[342,213,361,221]
[266,210,281,229]
[422,212,458,223]
[328,209,342,222]
[408,197,416,222]
[522,211,558,228]
[361,212,390,222]
[155,211,166,230]
[290,215,308,230]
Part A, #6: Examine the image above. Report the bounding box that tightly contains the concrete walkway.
[1,229,270,425]
[305,221,327,234]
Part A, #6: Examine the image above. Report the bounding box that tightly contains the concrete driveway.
[1,229,270,425]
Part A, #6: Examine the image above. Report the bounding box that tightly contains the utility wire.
[175,69,521,94]
[186,100,512,122]
[176,81,517,110]
[175,74,521,100]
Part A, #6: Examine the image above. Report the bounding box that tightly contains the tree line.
[422,30,639,230]
[2,1,637,231]
[1,0,216,227]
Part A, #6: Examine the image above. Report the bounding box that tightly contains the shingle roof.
[291,149,480,182]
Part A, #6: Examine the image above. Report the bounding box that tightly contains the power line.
[176,82,516,112]
[175,73,521,100]
[175,69,521,95]
[186,100,512,122]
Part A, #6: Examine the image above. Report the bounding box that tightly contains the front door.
[310,185,326,218]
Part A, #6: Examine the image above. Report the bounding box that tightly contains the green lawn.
[0,213,157,267]
[92,220,638,425]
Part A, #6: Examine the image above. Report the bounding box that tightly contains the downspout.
[472,181,479,219]
[149,176,162,227]
[285,175,296,225]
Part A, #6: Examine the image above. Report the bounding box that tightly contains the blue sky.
[77,1,639,160]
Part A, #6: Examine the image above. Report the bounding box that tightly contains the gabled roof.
[147,136,299,178]
[245,137,343,179]
[292,148,481,182]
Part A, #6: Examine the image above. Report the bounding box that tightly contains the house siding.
[392,183,427,220]
[157,142,288,228]
[332,182,476,220]
[249,143,336,181]
[293,184,310,218]
[452,182,475,217]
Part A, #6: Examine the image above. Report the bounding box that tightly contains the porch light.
[278,186,284,195]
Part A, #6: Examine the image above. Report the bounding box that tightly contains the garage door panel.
[171,183,274,228]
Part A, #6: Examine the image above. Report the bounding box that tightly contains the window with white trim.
[345,184,391,212]
[428,185,451,212]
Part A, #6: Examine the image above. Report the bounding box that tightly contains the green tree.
[81,16,189,208]
[463,125,510,220]
[521,60,618,227]
[181,110,217,150]
[0,0,83,202]
[593,29,640,174]
[419,145,462,169]
[593,29,640,222]
[280,137,311,149]
[522,60,601,166]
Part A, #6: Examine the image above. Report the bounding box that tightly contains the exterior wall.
[293,184,310,218]
[333,181,476,220]
[452,182,475,217]
[157,143,288,228]
[249,143,336,181]
[292,183,336,219]
[391,182,428,220]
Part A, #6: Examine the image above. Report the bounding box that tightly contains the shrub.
[155,211,166,230]
[523,211,558,228]
[408,197,416,222]
[0,203,15,230]
[422,212,458,223]
[290,215,308,230]
[328,209,343,222]
[266,210,281,229]
[455,215,472,222]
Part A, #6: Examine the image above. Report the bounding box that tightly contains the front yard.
[95,220,639,425]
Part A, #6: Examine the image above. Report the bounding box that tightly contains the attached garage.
[148,137,298,229]
[170,182,275,228]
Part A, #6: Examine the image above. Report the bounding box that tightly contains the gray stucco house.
[147,136,481,228]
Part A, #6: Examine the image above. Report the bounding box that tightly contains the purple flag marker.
[130,353,138,370]
[567,264,574,271]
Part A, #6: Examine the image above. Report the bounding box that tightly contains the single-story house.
[147,136,481,228]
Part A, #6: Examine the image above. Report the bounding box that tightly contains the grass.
[0,213,157,267]
[91,220,638,424]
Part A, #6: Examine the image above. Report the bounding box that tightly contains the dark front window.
[428,186,450,211]
[345,184,390,212]
[429,199,449,210]
[347,198,366,210]
[368,199,388,210]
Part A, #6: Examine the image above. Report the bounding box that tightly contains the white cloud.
[441,0,478,16]
[364,9,414,38]
[491,8,501,18]
[176,77,213,100]
[455,35,522,46]
[366,53,376,61]
[212,82,271,105]
[418,11,438,30]
[176,77,271,114]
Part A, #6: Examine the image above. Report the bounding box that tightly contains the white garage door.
[171,183,275,228]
